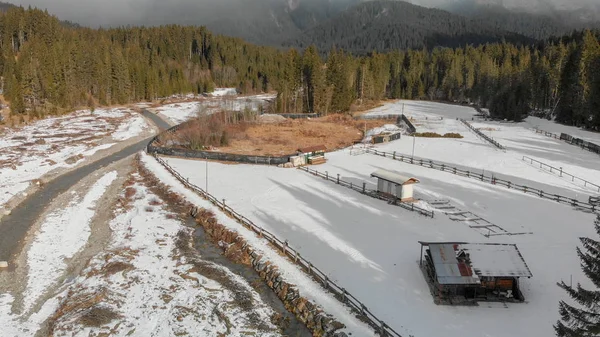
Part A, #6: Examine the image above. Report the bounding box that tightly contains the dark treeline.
[278,30,600,129]
[1,7,600,130]
[0,7,282,116]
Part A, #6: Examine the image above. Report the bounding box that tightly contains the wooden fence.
[460,119,506,150]
[534,128,600,155]
[297,166,435,218]
[151,154,403,337]
[533,128,560,140]
[366,149,599,214]
[522,156,600,193]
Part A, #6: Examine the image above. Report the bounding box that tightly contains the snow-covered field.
[154,93,275,124]
[156,99,600,337]
[367,101,600,197]
[1,171,285,336]
[0,108,149,213]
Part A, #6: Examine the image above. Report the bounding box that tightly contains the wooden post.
[363,182,366,193]
[283,240,288,254]
[393,151,396,159]
[337,174,340,184]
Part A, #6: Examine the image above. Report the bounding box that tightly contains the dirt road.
[0,110,170,263]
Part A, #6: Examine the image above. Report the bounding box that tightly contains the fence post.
[326,171,328,180]
[560,167,563,177]
[350,182,353,189]
[363,182,366,193]
[337,174,340,184]
[507,182,511,189]
[467,171,470,178]
[283,240,288,254]
[393,151,396,159]
[308,263,313,275]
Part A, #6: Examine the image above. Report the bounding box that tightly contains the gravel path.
[0,110,169,262]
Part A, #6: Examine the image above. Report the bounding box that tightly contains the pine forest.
[2,7,600,129]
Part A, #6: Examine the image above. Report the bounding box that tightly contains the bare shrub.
[78,306,121,327]
[124,187,136,199]
[101,261,134,276]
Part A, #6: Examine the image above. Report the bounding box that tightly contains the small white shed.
[371,169,420,202]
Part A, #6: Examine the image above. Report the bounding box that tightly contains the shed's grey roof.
[371,169,419,186]
[426,243,533,285]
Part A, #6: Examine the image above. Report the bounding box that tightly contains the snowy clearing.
[154,93,275,124]
[158,99,600,337]
[0,108,149,213]
[140,153,375,336]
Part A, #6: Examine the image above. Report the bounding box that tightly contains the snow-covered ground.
[367,100,600,196]
[523,116,600,145]
[24,171,117,311]
[0,108,149,213]
[1,170,286,336]
[156,99,600,337]
[154,93,276,125]
[141,153,375,336]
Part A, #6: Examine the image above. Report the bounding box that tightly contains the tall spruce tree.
[555,214,600,337]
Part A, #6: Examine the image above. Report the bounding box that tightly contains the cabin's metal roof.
[424,242,533,285]
[371,169,420,186]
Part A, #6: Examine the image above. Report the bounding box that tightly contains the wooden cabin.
[371,169,420,202]
[419,242,533,305]
[298,145,327,165]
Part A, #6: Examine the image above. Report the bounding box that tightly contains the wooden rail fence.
[297,166,435,218]
[366,149,599,214]
[151,154,403,337]
[460,119,506,150]
[522,156,600,192]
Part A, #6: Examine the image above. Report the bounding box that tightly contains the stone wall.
[194,207,348,337]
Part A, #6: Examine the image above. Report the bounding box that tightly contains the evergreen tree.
[555,214,600,337]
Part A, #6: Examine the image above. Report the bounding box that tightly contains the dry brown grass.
[101,261,134,276]
[78,306,122,327]
[124,187,137,199]
[214,115,390,156]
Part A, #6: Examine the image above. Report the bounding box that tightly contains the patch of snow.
[112,114,148,141]
[363,124,402,142]
[82,143,116,157]
[209,88,238,96]
[24,171,118,311]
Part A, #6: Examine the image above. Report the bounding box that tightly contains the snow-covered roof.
[371,169,419,186]
[424,242,533,285]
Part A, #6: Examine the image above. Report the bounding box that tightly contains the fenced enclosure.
[151,154,403,337]
[460,119,506,150]
[366,149,599,214]
[560,133,600,155]
[522,156,600,192]
[297,166,435,218]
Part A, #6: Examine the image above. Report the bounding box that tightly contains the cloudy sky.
[8,0,598,27]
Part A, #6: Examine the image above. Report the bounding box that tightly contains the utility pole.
[412,134,416,159]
